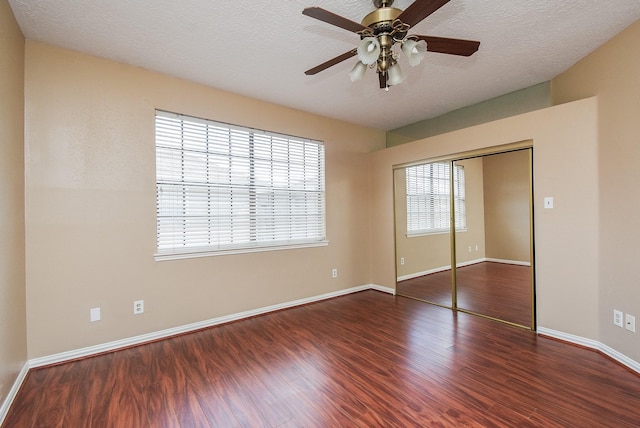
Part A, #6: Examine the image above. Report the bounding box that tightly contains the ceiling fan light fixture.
[302,1,480,90]
[357,37,381,65]
[387,61,406,86]
[402,39,428,66]
[349,61,368,82]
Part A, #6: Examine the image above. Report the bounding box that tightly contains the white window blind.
[155,110,326,257]
[406,162,466,235]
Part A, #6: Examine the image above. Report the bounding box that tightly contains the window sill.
[154,240,329,261]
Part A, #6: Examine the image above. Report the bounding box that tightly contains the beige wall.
[24,41,385,358]
[552,19,640,362]
[0,0,27,404]
[370,98,600,339]
[455,158,487,264]
[482,150,531,263]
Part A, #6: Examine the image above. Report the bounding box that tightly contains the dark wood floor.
[4,290,640,427]
[397,262,532,327]
[397,266,454,308]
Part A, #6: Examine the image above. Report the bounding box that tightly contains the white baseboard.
[397,265,452,282]
[537,327,640,375]
[485,258,531,266]
[397,257,531,282]
[0,361,29,426]
[369,284,396,295]
[28,284,390,369]
[397,259,483,281]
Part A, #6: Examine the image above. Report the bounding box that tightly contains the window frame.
[154,110,327,261]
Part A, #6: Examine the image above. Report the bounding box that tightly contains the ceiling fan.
[303,0,480,90]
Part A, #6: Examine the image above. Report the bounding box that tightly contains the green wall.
[387,82,551,147]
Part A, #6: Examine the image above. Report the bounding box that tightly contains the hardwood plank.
[398,261,532,326]
[4,291,640,427]
[457,262,532,326]
[90,349,152,427]
[397,268,453,307]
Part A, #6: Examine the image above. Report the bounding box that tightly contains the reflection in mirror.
[394,162,453,307]
[454,150,533,327]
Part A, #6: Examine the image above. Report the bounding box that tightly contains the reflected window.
[406,162,466,235]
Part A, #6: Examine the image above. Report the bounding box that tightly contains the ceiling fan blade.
[305,49,358,75]
[302,7,369,33]
[397,0,451,28]
[414,35,480,56]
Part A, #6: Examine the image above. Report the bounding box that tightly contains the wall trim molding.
[397,258,483,281]
[397,265,450,282]
[397,258,529,281]
[485,258,531,266]
[537,327,640,375]
[28,284,393,369]
[369,284,396,295]
[0,361,29,426]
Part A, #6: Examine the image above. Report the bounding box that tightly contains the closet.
[394,144,535,329]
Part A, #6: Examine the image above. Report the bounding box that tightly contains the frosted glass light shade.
[387,62,406,86]
[357,37,381,65]
[402,39,427,66]
[349,61,368,82]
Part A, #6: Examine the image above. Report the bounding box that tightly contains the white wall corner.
[369,284,396,295]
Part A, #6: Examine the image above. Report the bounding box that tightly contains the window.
[155,110,326,259]
[405,162,466,235]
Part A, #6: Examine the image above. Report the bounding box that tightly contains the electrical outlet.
[400,257,405,265]
[134,300,144,315]
[90,307,101,322]
[625,314,636,333]
[332,268,338,278]
[614,309,624,327]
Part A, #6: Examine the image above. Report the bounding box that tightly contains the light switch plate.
[544,197,554,209]
[90,307,101,322]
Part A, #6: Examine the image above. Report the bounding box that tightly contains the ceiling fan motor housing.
[361,5,405,74]
[361,7,403,35]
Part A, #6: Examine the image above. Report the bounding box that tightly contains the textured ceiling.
[8,0,640,130]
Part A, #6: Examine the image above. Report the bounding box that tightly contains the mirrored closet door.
[394,146,535,330]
